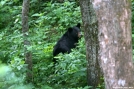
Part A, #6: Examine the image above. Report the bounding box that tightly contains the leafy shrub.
[32,37,87,88]
[0,64,32,89]
[52,38,87,88]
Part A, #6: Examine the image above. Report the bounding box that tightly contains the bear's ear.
[76,23,81,28]
[68,27,73,32]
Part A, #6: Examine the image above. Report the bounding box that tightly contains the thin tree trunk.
[22,0,33,82]
[79,0,101,88]
[92,0,134,88]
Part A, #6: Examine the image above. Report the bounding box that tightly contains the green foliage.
[49,38,87,88]
[0,64,32,89]
[29,2,85,88]
[31,1,81,30]
[0,0,88,88]
[0,0,22,29]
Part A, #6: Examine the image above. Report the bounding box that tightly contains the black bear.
[53,23,81,63]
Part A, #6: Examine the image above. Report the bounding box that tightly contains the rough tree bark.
[79,0,101,88]
[92,0,134,88]
[22,0,33,82]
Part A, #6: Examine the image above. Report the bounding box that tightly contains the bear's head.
[68,23,82,40]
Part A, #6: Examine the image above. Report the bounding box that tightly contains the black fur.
[53,23,81,63]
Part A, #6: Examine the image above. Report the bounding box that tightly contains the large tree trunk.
[92,0,134,88]
[79,0,101,88]
[22,0,33,82]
